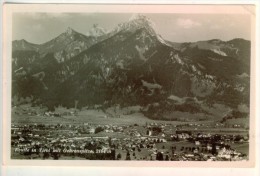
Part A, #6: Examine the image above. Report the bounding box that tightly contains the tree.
[43,152,50,159]
[211,143,217,155]
[126,151,131,160]
[52,152,60,160]
[95,126,104,134]
[116,153,122,160]
[156,152,164,161]
[108,137,112,147]
[165,154,169,161]
[111,149,116,160]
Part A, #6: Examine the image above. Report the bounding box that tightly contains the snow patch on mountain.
[168,95,185,104]
[205,74,214,80]
[141,80,162,89]
[14,67,24,73]
[135,45,147,61]
[174,54,184,65]
[191,65,197,72]
[237,72,249,78]
[211,48,227,56]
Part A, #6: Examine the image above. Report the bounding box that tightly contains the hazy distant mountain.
[11,14,250,121]
[169,38,250,73]
[12,39,40,51]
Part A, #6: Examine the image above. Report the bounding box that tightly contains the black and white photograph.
[3,4,256,165]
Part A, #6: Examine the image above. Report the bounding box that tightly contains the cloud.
[176,18,201,29]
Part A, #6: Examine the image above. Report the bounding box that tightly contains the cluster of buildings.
[11,122,249,161]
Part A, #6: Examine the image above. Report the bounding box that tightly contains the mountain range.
[12,14,250,121]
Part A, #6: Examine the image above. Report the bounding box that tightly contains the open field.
[225,118,249,127]
[12,108,249,137]
[12,110,216,126]
[12,107,249,140]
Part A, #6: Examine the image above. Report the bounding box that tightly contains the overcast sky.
[12,13,251,44]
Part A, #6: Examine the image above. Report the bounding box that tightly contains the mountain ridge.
[11,15,250,121]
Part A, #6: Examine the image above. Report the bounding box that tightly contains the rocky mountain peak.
[20,39,27,43]
[114,14,156,34]
[129,14,152,23]
[13,39,28,44]
[129,14,155,30]
[87,24,107,37]
[65,27,75,35]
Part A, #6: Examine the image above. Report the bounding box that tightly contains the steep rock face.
[13,27,106,64]
[12,15,250,120]
[170,38,250,108]
[50,23,163,107]
[12,27,110,99]
[38,27,99,61]
[87,24,107,37]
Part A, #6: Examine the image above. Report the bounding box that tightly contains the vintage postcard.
[2,4,256,167]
